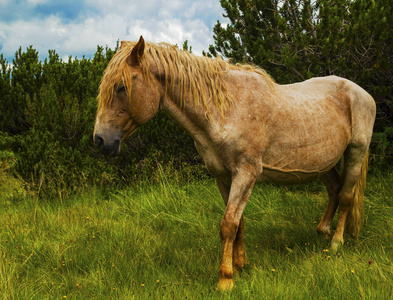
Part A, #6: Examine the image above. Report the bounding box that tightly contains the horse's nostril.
[94,134,120,156]
[94,134,104,149]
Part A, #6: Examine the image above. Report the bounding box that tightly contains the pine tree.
[210,0,392,128]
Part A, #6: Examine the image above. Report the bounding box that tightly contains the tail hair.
[346,151,369,237]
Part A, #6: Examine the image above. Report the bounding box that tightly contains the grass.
[1,168,393,299]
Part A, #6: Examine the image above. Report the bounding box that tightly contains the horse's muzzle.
[94,134,120,156]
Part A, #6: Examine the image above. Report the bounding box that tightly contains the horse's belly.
[259,129,348,185]
[258,144,344,184]
[257,167,327,185]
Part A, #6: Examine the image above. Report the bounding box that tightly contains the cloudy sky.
[0,0,227,62]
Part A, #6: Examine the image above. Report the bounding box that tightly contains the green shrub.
[0,147,26,201]
[370,127,393,168]
[0,45,202,199]
[0,40,391,199]
[0,149,16,181]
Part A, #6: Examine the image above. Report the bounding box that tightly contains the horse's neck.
[151,56,219,142]
[160,91,214,145]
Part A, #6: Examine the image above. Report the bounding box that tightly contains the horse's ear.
[127,36,145,66]
[120,41,127,49]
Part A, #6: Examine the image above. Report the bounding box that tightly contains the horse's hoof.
[217,278,234,292]
[331,239,343,253]
[316,226,331,240]
[318,231,332,240]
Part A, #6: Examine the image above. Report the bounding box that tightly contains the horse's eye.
[117,86,126,93]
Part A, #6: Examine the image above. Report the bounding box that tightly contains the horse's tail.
[346,151,369,237]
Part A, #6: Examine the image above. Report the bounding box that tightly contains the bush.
[0,39,391,199]
[370,127,393,169]
[0,147,26,202]
[0,45,201,199]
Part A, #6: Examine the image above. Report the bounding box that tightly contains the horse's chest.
[194,141,228,177]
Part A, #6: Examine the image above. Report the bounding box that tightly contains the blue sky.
[0,0,227,62]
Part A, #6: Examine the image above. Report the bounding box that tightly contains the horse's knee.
[339,192,353,210]
[220,218,238,241]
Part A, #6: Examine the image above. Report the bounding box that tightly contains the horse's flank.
[98,41,275,117]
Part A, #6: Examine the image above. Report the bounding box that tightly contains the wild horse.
[93,36,376,291]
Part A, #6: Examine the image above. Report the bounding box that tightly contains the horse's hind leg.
[331,146,368,251]
[317,167,342,237]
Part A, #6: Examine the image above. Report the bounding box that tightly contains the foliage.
[0,45,200,198]
[370,127,393,168]
[0,148,26,202]
[1,172,393,298]
[210,0,393,130]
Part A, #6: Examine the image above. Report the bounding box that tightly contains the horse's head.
[93,36,161,156]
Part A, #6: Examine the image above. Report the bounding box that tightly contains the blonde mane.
[98,41,275,116]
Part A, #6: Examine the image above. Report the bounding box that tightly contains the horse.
[93,36,376,291]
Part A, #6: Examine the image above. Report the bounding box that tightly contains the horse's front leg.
[217,168,256,291]
[233,215,245,271]
[216,180,246,274]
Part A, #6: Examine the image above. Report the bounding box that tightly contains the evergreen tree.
[0,46,42,133]
[344,0,393,129]
[209,0,350,82]
[210,0,392,128]
[0,54,12,132]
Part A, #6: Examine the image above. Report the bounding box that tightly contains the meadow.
[1,167,393,299]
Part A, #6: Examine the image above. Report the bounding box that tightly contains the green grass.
[1,170,393,299]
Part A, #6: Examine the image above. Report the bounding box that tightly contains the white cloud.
[0,30,6,40]
[0,16,67,58]
[0,0,227,60]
